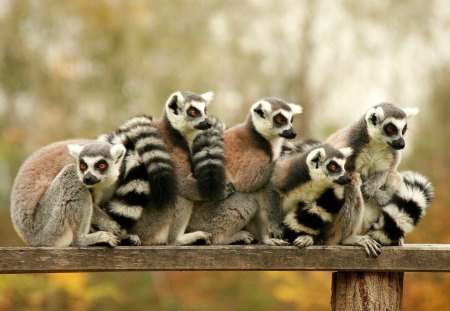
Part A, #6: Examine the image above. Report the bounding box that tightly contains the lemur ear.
[403,107,419,118]
[68,144,84,159]
[308,148,325,169]
[365,107,384,126]
[339,147,353,158]
[252,100,271,119]
[200,91,214,106]
[166,92,182,115]
[288,103,303,115]
[111,144,126,163]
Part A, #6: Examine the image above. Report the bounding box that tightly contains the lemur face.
[365,103,419,150]
[165,91,214,134]
[306,146,353,185]
[251,98,302,141]
[68,142,125,188]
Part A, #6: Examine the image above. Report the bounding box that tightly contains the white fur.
[116,180,150,196]
[309,202,334,223]
[141,149,172,164]
[200,91,214,105]
[54,226,74,247]
[68,144,84,159]
[382,204,415,234]
[397,184,427,210]
[282,179,332,214]
[108,201,143,220]
[339,147,353,158]
[135,136,165,150]
[284,212,319,236]
[124,151,142,175]
[288,103,303,115]
[403,107,419,118]
[110,144,126,162]
[354,141,395,179]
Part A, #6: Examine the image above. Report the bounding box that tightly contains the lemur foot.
[263,238,290,246]
[269,224,284,240]
[128,234,142,246]
[293,235,314,249]
[361,182,378,200]
[355,235,381,257]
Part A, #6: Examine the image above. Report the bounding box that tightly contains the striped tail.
[281,138,322,156]
[191,117,227,201]
[370,170,434,245]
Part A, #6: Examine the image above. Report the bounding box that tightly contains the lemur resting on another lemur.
[326,103,434,245]
[11,141,125,247]
[126,91,231,245]
[272,139,381,257]
[188,98,302,245]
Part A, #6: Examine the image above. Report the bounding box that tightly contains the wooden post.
[331,272,403,311]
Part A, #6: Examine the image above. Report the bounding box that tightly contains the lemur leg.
[91,205,122,236]
[221,230,254,245]
[188,192,259,245]
[169,196,212,245]
[131,203,173,245]
[254,187,289,246]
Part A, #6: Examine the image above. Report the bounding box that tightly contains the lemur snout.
[83,173,99,186]
[389,138,405,150]
[335,173,352,185]
[195,118,213,130]
[280,128,297,139]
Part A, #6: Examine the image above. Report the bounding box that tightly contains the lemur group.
[11,91,434,257]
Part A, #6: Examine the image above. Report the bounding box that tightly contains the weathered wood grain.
[331,272,403,311]
[0,244,448,274]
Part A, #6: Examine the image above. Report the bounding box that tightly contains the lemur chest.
[355,144,394,179]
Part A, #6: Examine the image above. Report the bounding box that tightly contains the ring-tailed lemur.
[130,91,230,245]
[98,115,177,231]
[364,170,434,245]
[326,103,432,244]
[271,140,381,257]
[11,141,125,247]
[188,98,303,245]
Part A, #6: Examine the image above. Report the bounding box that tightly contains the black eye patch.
[326,161,341,173]
[273,113,287,126]
[383,123,398,136]
[95,160,108,172]
[187,107,200,118]
[79,160,88,172]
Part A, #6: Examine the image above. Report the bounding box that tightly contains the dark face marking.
[383,123,398,136]
[187,106,201,118]
[402,124,407,135]
[95,160,108,173]
[326,161,341,174]
[273,113,287,127]
[79,160,88,172]
[369,113,377,126]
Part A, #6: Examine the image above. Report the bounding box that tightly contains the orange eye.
[187,107,200,118]
[80,163,87,171]
[330,165,337,171]
[96,161,108,171]
[273,114,287,125]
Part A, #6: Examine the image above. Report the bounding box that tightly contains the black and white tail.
[191,117,227,201]
[369,171,434,245]
[99,116,177,225]
[281,138,322,156]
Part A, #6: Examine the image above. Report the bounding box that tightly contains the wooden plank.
[0,244,448,274]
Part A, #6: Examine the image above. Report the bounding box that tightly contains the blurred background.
[0,0,449,310]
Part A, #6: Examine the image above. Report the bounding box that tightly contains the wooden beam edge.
[0,244,449,274]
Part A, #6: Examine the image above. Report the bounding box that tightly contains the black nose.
[389,138,405,150]
[195,118,212,130]
[280,128,297,139]
[83,173,99,186]
[335,173,352,185]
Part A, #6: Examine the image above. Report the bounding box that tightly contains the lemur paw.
[374,190,391,206]
[356,235,381,258]
[269,225,284,240]
[128,234,141,246]
[98,221,122,237]
[293,235,314,249]
[239,231,255,245]
[361,183,377,200]
[264,238,290,246]
[203,232,213,245]
[350,172,362,187]
[99,231,120,248]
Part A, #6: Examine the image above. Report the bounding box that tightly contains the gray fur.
[11,141,124,247]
